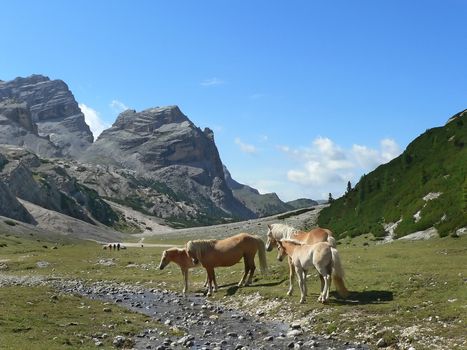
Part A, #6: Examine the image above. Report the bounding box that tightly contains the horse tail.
[254,236,268,275]
[327,235,337,248]
[330,247,349,299]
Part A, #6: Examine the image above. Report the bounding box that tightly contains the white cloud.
[79,103,110,139]
[235,137,257,154]
[201,77,224,87]
[353,138,401,168]
[381,138,401,162]
[110,99,129,113]
[280,137,402,199]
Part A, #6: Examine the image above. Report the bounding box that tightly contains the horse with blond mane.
[158,247,208,295]
[277,239,348,303]
[186,233,268,296]
[266,223,347,297]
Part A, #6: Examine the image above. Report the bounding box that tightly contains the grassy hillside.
[318,110,467,239]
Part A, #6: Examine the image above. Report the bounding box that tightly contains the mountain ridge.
[0,74,315,230]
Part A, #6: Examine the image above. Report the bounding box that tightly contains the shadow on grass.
[331,290,394,305]
[223,278,288,296]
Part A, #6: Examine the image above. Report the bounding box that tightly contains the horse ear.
[267,224,271,229]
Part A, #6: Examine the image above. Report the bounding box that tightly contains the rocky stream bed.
[1,275,367,350]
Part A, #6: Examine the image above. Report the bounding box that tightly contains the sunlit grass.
[1,230,466,349]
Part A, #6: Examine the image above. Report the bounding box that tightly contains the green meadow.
[0,228,466,349]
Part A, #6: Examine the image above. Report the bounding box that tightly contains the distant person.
[117,243,121,251]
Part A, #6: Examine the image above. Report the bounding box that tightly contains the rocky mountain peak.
[203,127,215,141]
[0,75,93,158]
[111,105,191,134]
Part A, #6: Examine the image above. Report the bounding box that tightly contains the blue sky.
[1,1,466,201]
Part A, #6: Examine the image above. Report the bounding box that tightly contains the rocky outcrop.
[81,106,255,223]
[0,150,36,224]
[0,179,36,224]
[0,75,93,158]
[0,99,62,158]
[0,145,118,227]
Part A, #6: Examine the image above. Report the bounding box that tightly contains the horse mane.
[186,239,217,259]
[270,223,298,240]
[280,238,304,246]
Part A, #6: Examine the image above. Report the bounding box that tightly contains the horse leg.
[181,268,188,296]
[238,258,249,287]
[319,274,330,303]
[324,274,331,302]
[246,263,256,286]
[318,274,325,302]
[212,270,218,291]
[295,266,306,303]
[302,269,308,298]
[287,256,294,296]
[206,267,215,296]
[244,255,256,286]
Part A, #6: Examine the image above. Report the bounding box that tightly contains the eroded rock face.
[0,99,62,158]
[81,106,255,222]
[0,146,118,227]
[0,75,93,158]
[0,179,36,224]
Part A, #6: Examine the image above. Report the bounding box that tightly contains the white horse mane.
[270,223,299,240]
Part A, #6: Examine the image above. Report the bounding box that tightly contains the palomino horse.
[158,247,208,295]
[186,233,268,296]
[266,223,341,296]
[277,239,348,303]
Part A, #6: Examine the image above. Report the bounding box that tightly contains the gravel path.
[1,274,366,350]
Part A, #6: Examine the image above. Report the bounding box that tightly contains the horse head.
[158,250,169,270]
[276,240,287,262]
[266,224,276,252]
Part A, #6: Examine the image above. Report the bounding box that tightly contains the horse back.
[294,227,332,245]
[204,233,259,267]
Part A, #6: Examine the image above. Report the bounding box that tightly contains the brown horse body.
[266,223,345,297]
[158,247,207,295]
[186,233,268,296]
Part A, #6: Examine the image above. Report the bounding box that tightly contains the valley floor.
[0,206,466,349]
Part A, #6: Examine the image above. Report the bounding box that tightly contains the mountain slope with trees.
[318,110,467,239]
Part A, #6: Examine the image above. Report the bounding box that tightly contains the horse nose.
[159,263,165,270]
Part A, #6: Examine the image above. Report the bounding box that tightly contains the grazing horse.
[158,248,208,295]
[186,233,268,296]
[266,223,339,296]
[277,239,348,303]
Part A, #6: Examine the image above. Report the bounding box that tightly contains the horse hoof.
[300,299,305,304]
[287,291,293,296]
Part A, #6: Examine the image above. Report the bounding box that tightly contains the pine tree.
[346,181,352,195]
[328,193,334,203]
